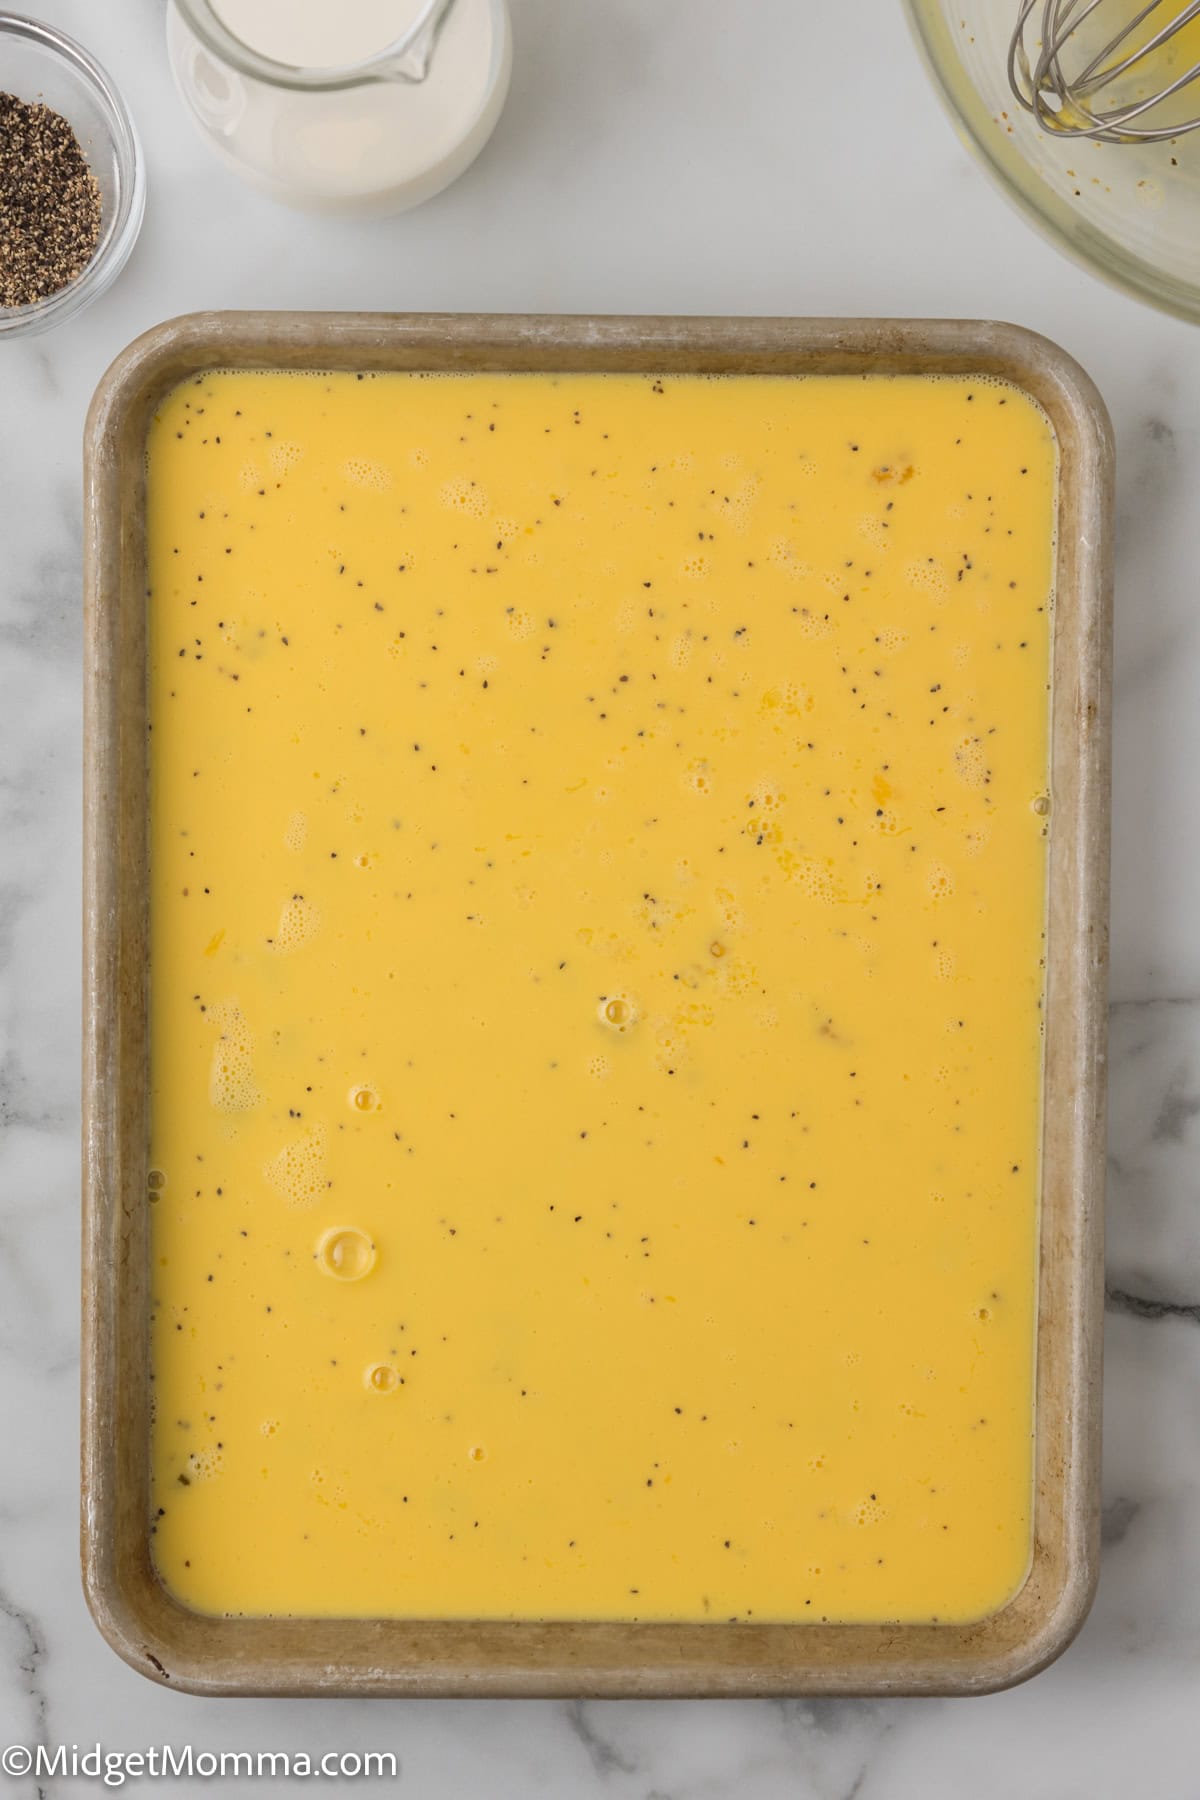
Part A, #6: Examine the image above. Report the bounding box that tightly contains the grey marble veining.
[2,1,1199,1794]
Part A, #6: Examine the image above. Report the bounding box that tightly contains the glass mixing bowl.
[0,13,145,340]
[904,0,1200,324]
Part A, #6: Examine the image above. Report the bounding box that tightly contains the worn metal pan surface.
[82,312,1112,1697]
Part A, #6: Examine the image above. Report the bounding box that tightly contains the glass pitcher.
[166,0,512,214]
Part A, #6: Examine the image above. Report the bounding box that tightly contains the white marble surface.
[2,1,1199,1793]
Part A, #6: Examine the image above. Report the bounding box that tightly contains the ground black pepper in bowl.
[0,89,102,308]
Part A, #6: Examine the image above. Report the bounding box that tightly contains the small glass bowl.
[0,13,145,339]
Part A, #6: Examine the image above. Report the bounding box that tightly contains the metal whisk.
[1009,0,1200,141]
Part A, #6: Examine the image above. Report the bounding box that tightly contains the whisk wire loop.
[1009,0,1200,141]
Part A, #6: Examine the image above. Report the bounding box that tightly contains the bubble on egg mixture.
[794,610,833,641]
[184,1447,224,1482]
[749,779,784,815]
[439,477,487,518]
[926,862,955,903]
[268,441,304,477]
[953,735,990,791]
[272,893,321,953]
[745,810,781,849]
[767,537,812,582]
[316,1226,376,1281]
[208,1000,259,1112]
[598,994,636,1033]
[851,1497,887,1528]
[760,682,812,721]
[283,810,308,853]
[717,957,756,999]
[265,1124,328,1210]
[713,474,760,532]
[342,456,393,491]
[669,632,694,671]
[349,1083,380,1114]
[365,1362,398,1392]
[714,886,743,931]
[857,514,891,551]
[904,558,950,599]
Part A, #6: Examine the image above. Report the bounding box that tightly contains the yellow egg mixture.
[146,368,1056,1624]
